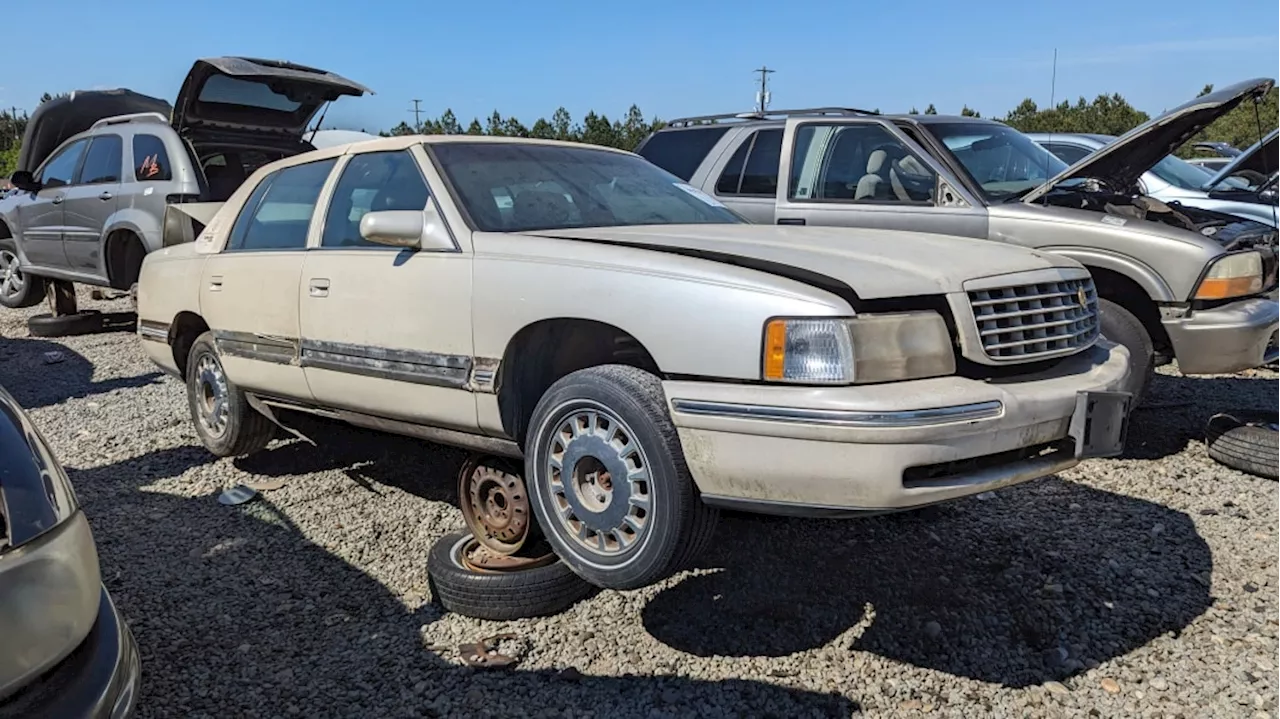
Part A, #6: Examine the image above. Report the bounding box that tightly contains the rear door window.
[77,135,124,184]
[228,159,336,251]
[635,127,730,180]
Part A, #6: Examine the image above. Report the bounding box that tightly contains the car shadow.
[1123,371,1278,460]
[0,334,163,409]
[641,477,1213,689]
[65,450,859,718]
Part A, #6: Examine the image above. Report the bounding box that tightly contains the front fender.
[1036,246,1176,303]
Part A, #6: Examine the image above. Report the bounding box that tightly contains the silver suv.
[637,78,1279,403]
[0,57,369,311]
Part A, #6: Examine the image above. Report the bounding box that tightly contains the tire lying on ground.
[427,531,594,620]
[1205,409,1278,480]
[27,310,109,337]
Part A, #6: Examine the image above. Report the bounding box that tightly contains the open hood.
[1203,128,1278,191]
[17,89,171,172]
[173,57,373,140]
[1023,77,1276,204]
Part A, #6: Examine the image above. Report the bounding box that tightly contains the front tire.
[525,365,718,591]
[185,331,275,457]
[1098,298,1154,407]
[0,239,45,309]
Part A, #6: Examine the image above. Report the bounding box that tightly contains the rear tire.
[0,239,45,309]
[1098,298,1153,407]
[525,364,718,591]
[1206,409,1278,480]
[185,331,276,457]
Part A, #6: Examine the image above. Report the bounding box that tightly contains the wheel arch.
[103,227,149,290]
[495,317,662,446]
[168,310,211,380]
[1086,265,1172,357]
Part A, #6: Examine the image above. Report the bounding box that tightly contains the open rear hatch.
[173,57,373,146]
[1023,78,1276,203]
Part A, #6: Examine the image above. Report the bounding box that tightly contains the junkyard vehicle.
[636,78,1280,404]
[0,58,370,321]
[1198,129,1278,211]
[0,382,141,717]
[136,135,1133,592]
[1029,131,1277,227]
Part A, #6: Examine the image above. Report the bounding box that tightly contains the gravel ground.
[1,292,1276,719]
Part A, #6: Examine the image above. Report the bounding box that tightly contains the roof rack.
[664,107,880,128]
[90,111,170,130]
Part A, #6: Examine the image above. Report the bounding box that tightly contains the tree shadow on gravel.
[642,478,1213,689]
[1123,371,1278,461]
[0,335,163,409]
[67,449,859,719]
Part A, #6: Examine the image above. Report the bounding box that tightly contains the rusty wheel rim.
[459,456,534,555]
[456,535,557,574]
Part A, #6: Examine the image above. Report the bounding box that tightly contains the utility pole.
[408,99,423,130]
[753,66,775,113]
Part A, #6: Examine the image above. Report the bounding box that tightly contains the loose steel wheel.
[459,456,536,555]
[0,247,25,303]
[544,402,652,558]
[457,536,557,573]
[194,352,230,438]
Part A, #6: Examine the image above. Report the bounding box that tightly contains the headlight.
[1194,251,1264,300]
[762,312,956,385]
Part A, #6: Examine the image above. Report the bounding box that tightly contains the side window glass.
[228,159,336,251]
[133,134,174,182]
[1043,143,1091,165]
[789,123,936,204]
[738,129,782,196]
[37,139,89,188]
[77,135,124,184]
[321,151,431,248]
[714,140,750,195]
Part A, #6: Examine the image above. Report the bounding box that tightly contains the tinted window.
[432,142,743,233]
[635,127,730,180]
[739,129,782,195]
[1042,142,1092,165]
[789,123,936,203]
[133,135,174,182]
[228,159,336,251]
[78,135,123,184]
[322,151,431,249]
[199,75,303,112]
[714,140,750,194]
[38,139,89,188]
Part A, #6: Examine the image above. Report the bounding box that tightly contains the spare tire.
[1205,409,1278,480]
[427,531,594,620]
[27,310,107,337]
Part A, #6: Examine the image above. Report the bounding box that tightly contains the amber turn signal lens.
[1194,276,1263,300]
[763,319,788,380]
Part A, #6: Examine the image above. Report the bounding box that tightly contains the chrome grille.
[968,277,1099,361]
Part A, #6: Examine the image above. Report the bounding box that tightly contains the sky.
[2,0,1277,132]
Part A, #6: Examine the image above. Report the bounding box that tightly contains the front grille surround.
[958,271,1100,364]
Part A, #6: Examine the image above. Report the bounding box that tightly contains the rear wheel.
[525,365,718,591]
[0,239,45,309]
[1098,298,1154,407]
[185,332,276,457]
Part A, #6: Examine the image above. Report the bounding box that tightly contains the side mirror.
[358,206,455,251]
[10,170,39,192]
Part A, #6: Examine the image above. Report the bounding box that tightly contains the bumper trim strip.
[669,398,1004,428]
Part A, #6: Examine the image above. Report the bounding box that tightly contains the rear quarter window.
[636,126,731,180]
[133,134,174,182]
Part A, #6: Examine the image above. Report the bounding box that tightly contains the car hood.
[1203,128,1279,191]
[173,57,372,140]
[523,224,1076,299]
[1023,77,1276,203]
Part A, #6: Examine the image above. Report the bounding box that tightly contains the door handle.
[99,191,113,201]
[51,195,64,205]
[309,278,330,298]
[777,217,806,226]
[209,275,223,292]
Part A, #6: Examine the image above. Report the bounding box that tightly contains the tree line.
[3,87,1276,180]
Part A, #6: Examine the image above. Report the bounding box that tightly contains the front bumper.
[664,342,1131,516]
[1163,295,1279,374]
[0,588,141,719]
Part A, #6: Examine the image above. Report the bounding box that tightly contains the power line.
[753,66,775,113]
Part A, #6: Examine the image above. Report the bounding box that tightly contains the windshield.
[431,142,744,232]
[923,122,1069,200]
